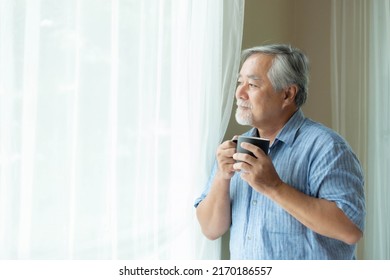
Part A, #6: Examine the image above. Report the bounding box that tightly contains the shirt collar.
[274,109,306,146]
[248,109,306,147]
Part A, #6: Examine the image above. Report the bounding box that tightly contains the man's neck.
[256,109,298,145]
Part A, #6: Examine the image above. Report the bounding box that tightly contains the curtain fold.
[365,0,390,260]
[330,0,368,168]
[331,0,390,259]
[0,0,244,259]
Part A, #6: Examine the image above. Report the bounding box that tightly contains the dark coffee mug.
[236,136,269,157]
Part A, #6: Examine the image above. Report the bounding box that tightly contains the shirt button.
[252,200,257,206]
[247,236,251,240]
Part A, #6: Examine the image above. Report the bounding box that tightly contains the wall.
[224,0,331,141]
[221,0,332,259]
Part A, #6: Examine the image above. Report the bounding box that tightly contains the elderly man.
[195,44,365,259]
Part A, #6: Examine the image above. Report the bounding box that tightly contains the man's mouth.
[236,101,252,109]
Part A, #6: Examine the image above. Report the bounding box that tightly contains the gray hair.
[241,44,309,107]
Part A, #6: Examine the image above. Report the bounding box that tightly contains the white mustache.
[236,100,252,109]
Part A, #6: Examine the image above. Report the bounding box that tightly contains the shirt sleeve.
[194,160,218,208]
[309,141,366,232]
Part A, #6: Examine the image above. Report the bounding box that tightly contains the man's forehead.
[247,74,261,80]
[240,54,272,74]
[237,73,261,79]
[246,53,274,66]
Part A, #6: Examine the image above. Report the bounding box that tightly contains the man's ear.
[283,85,298,106]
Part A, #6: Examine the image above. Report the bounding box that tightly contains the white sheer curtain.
[366,0,390,260]
[0,0,244,259]
[331,0,389,259]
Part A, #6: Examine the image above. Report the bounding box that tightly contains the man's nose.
[235,83,248,100]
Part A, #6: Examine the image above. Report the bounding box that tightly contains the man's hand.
[216,137,238,180]
[233,142,283,195]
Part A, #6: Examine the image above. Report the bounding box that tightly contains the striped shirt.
[195,109,365,259]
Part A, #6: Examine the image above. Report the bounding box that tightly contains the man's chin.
[235,113,253,126]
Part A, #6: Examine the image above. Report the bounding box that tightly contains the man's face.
[235,53,286,128]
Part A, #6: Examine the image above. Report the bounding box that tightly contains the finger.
[232,152,256,164]
[222,157,236,166]
[233,161,251,173]
[220,139,237,149]
[218,159,236,174]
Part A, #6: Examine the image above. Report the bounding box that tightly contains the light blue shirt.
[195,110,365,259]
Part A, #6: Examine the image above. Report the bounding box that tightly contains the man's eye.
[249,83,258,88]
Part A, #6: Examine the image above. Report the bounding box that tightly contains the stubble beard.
[235,101,253,126]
